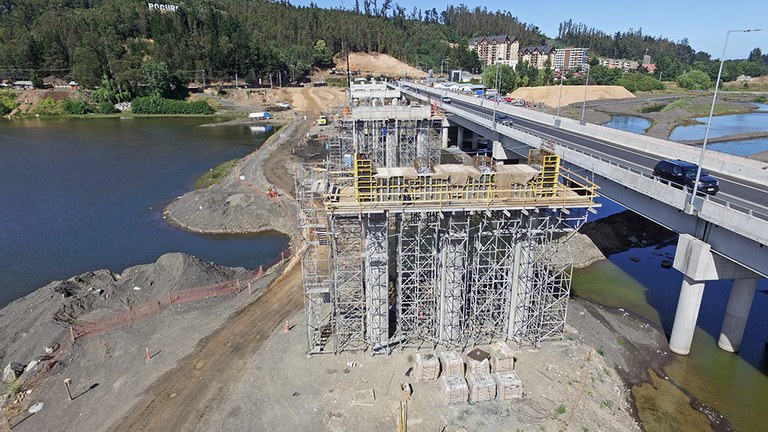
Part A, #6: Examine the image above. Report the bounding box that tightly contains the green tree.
[482,64,516,94]
[589,64,623,85]
[312,39,333,68]
[677,70,711,90]
[142,61,174,97]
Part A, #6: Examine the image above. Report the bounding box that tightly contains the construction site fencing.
[69,247,294,341]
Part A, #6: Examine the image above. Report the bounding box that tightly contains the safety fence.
[68,247,294,341]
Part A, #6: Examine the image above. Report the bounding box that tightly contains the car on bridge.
[494,113,514,126]
[653,159,719,195]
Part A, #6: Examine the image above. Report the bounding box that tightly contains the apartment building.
[554,47,588,71]
[519,45,555,69]
[468,35,520,68]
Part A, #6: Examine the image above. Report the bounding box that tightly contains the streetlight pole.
[492,59,502,130]
[688,28,761,210]
[556,71,564,120]
[581,66,590,124]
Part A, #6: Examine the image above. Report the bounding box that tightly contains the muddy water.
[573,245,768,431]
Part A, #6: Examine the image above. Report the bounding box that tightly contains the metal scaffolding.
[296,107,598,355]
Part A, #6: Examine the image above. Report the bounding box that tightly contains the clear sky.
[290,0,766,60]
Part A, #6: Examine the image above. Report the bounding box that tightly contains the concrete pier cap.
[669,234,760,355]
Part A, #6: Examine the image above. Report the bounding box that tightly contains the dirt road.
[111,257,303,432]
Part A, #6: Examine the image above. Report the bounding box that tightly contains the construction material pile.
[439,373,469,404]
[414,353,440,382]
[495,371,524,400]
[438,350,464,376]
[489,341,515,372]
[466,348,491,374]
[467,371,497,402]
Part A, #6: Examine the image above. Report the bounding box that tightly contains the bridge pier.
[718,278,758,352]
[441,118,450,148]
[670,234,759,355]
[457,126,464,150]
[471,131,479,151]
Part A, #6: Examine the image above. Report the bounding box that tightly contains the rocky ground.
[2,81,748,432]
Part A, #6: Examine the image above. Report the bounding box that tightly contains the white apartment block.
[468,35,520,68]
[554,47,588,71]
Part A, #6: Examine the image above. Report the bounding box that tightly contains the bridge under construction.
[296,101,599,354]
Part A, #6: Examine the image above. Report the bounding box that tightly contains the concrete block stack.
[495,371,524,400]
[438,350,464,376]
[467,371,497,403]
[465,348,490,374]
[439,373,469,404]
[488,341,515,372]
[414,353,440,382]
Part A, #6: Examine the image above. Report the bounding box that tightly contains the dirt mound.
[334,52,427,78]
[509,85,635,107]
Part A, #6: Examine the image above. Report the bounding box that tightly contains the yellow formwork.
[340,153,596,213]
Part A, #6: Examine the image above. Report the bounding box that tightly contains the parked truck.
[248,111,272,120]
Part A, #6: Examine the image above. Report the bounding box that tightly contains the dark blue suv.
[653,159,719,195]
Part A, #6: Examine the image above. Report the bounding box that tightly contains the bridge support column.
[670,234,759,356]
[471,131,479,151]
[457,126,465,150]
[441,119,450,149]
[718,278,758,352]
[669,276,705,355]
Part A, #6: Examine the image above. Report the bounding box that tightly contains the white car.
[277,102,292,109]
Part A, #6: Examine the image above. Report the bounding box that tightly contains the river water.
[0,117,288,308]
[582,115,768,431]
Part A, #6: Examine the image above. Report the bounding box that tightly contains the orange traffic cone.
[285,321,290,333]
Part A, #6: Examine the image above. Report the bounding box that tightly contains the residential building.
[468,35,520,68]
[554,47,588,71]
[598,57,639,72]
[519,45,555,69]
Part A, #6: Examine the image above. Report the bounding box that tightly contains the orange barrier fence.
[69,247,293,340]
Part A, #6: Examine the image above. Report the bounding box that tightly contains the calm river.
[582,115,768,431]
[0,117,288,308]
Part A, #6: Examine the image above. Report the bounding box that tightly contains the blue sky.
[290,0,766,59]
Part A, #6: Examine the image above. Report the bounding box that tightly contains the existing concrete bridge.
[398,81,768,356]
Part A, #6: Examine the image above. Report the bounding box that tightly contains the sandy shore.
[2,86,743,431]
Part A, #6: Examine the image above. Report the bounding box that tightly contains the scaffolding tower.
[296,108,598,354]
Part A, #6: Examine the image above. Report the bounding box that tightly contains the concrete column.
[457,126,464,150]
[471,131,479,151]
[669,275,705,355]
[718,278,758,352]
[441,119,450,149]
[386,127,397,168]
[670,234,760,356]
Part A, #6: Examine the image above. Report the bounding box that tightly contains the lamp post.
[556,71,564,120]
[688,28,761,210]
[581,66,591,124]
[491,59,502,130]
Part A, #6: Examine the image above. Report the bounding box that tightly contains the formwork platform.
[296,108,599,355]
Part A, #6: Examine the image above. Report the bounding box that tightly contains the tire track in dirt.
[110,258,303,432]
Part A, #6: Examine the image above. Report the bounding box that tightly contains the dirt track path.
[110,86,331,432]
[111,258,303,432]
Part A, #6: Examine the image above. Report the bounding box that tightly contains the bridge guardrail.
[402,81,768,187]
[423,94,768,231]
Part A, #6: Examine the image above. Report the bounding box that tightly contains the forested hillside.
[1,0,765,94]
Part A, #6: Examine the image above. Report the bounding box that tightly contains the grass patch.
[195,159,240,189]
[640,103,666,113]
[553,404,567,419]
